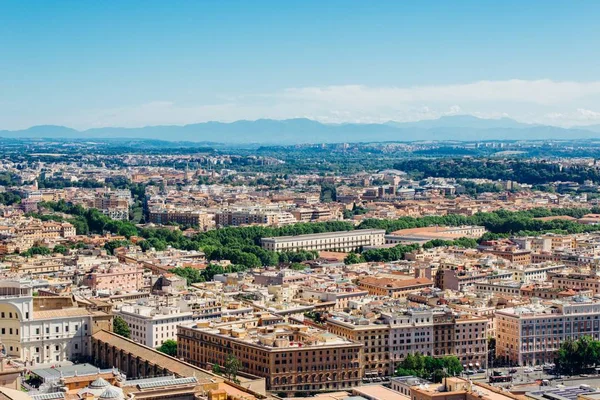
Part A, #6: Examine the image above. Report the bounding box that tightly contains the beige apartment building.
[327,309,487,377]
[148,208,214,229]
[261,229,385,252]
[327,315,391,377]
[358,276,433,298]
[496,297,600,366]
[215,209,296,227]
[549,272,600,295]
[178,317,363,394]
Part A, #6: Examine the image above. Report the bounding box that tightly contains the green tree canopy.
[113,316,131,338]
[157,339,177,357]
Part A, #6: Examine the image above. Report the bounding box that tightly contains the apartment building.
[474,280,523,297]
[291,208,334,223]
[178,317,363,394]
[0,281,112,365]
[94,191,131,221]
[432,311,488,369]
[549,272,600,295]
[383,310,435,370]
[148,208,214,229]
[0,219,76,254]
[261,229,385,252]
[328,308,487,376]
[507,263,567,283]
[215,209,296,227]
[326,314,391,377]
[299,288,369,311]
[496,296,600,366]
[115,303,194,348]
[82,264,143,293]
[434,269,505,291]
[358,276,433,298]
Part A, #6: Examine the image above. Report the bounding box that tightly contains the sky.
[1,1,600,130]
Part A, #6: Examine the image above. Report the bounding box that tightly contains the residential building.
[115,303,194,348]
[178,316,363,394]
[496,296,600,366]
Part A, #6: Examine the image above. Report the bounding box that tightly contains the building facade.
[261,229,386,252]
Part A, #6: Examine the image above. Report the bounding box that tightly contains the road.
[467,366,600,388]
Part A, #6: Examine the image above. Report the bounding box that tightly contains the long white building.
[261,229,386,252]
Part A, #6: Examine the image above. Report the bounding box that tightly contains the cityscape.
[2,2,600,400]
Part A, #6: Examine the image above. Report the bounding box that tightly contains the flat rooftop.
[262,229,385,242]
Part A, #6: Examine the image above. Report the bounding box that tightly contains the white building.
[0,281,101,365]
[261,229,386,252]
[115,303,194,348]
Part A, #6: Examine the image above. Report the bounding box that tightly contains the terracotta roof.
[91,331,216,384]
[359,276,432,289]
[33,308,91,320]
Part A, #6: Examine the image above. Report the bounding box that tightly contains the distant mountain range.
[2,115,600,144]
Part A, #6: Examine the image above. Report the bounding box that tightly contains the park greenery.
[393,158,600,185]
[394,354,463,383]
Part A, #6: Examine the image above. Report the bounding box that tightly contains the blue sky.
[1,1,600,129]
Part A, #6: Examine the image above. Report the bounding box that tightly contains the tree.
[104,240,129,255]
[395,355,462,383]
[113,316,131,338]
[556,336,600,375]
[157,339,177,357]
[53,245,68,255]
[344,252,364,265]
[212,364,222,375]
[224,353,241,382]
[22,246,52,257]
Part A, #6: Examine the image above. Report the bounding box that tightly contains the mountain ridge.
[1,115,599,144]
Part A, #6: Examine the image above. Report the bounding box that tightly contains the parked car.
[524,368,534,373]
[464,370,475,375]
[477,368,486,373]
[534,366,543,371]
[509,368,518,374]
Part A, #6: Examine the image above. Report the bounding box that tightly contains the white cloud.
[9,79,600,129]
